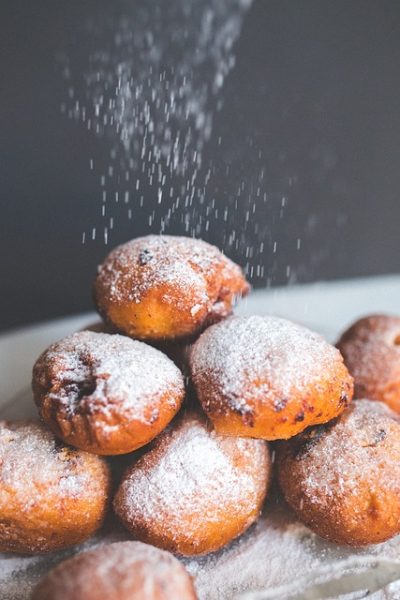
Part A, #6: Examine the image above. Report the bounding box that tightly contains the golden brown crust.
[0,420,110,554]
[113,411,270,556]
[189,316,354,441]
[337,314,400,413]
[32,331,185,455]
[277,399,400,546]
[32,541,198,600]
[93,235,249,341]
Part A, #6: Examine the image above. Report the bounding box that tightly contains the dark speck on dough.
[233,405,255,427]
[138,249,153,266]
[373,429,387,445]
[149,409,160,424]
[274,398,288,413]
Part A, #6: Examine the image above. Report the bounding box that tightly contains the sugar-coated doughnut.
[32,541,198,600]
[32,331,185,455]
[0,420,110,554]
[277,399,400,546]
[337,314,400,412]
[93,235,249,341]
[189,315,353,440]
[113,411,270,556]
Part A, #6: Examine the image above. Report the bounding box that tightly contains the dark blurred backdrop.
[1,0,400,332]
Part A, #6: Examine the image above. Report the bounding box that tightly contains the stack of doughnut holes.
[2,235,399,599]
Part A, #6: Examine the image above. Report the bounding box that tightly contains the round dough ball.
[0,420,110,554]
[114,411,270,556]
[189,315,353,440]
[32,331,185,455]
[277,399,400,546]
[32,541,198,600]
[337,314,400,412]
[93,235,249,341]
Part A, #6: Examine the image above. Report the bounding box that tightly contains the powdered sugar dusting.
[0,420,101,499]
[185,502,319,599]
[0,527,129,600]
[279,400,400,510]
[3,496,400,599]
[95,234,247,308]
[114,412,269,552]
[190,315,344,413]
[185,495,400,600]
[33,330,184,424]
[3,312,400,597]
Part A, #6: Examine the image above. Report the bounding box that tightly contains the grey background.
[1,0,400,332]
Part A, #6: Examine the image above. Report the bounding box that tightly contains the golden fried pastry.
[0,420,110,554]
[277,399,400,546]
[32,541,198,600]
[93,235,249,341]
[189,315,353,441]
[32,331,185,455]
[114,411,270,555]
[337,314,400,412]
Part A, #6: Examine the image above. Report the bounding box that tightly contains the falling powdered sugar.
[59,0,253,241]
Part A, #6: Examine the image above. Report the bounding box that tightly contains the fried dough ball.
[0,420,110,554]
[32,331,185,455]
[114,411,270,556]
[32,541,198,600]
[337,314,400,413]
[277,399,400,546]
[93,235,249,341]
[189,315,353,441]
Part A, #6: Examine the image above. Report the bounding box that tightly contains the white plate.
[1,275,400,600]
